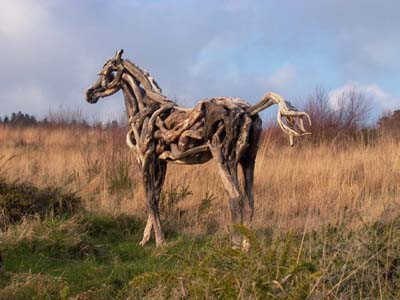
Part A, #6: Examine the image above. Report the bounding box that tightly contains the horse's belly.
[169,151,212,165]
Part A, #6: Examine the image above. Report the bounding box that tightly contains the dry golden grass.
[0,125,399,234]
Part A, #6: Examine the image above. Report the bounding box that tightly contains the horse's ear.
[115,49,124,61]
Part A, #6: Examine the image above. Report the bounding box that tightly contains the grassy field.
[0,125,400,298]
[0,125,399,232]
[1,207,400,299]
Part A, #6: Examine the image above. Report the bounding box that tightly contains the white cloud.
[1,0,400,121]
[0,1,49,39]
[257,64,297,92]
[267,64,296,90]
[188,34,244,80]
[329,82,400,111]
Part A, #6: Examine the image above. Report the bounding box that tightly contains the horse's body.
[86,50,310,248]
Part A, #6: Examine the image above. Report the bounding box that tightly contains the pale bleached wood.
[86,50,311,249]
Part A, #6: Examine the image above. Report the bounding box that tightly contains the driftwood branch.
[86,50,312,248]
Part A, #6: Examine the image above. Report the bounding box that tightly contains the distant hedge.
[0,179,81,228]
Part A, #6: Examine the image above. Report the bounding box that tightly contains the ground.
[1,212,400,299]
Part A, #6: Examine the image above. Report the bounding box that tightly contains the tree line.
[0,111,122,129]
[1,87,399,142]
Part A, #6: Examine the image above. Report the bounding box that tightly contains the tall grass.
[0,124,398,235]
[0,124,400,298]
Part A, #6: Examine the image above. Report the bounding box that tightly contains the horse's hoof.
[139,240,148,247]
[155,240,166,248]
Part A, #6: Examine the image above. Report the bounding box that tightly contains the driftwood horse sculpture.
[86,50,311,247]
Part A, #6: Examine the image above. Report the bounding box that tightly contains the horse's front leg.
[139,154,167,247]
[139,215,153,246]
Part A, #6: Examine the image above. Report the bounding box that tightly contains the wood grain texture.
[85,49,311,248]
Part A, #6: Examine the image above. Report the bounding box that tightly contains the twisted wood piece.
[86,49,311,248]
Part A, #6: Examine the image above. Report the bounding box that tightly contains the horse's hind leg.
[240,117,262,224]
[240,156,256,223]
[209,143,244,247]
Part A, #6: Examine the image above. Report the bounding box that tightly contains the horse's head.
[86,49,125,103]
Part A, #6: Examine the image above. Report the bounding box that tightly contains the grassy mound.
[0,178,81,228]
[0,213,147,299]
[1,213,400,299]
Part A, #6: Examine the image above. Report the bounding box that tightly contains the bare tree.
[334,87,371,131]
[305,86,371,143]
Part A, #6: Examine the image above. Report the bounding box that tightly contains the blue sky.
[0,0,399,121]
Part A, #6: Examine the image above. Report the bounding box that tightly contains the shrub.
[378,109,400,139]
[304,86,371,144]
[0,178,81,229]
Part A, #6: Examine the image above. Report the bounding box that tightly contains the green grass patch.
[1,213,400,299]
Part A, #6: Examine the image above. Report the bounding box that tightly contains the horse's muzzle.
[86,88,99,103]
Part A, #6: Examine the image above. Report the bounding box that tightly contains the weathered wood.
[86,50,311,249]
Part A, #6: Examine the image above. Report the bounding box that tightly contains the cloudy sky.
[0,0,399,121]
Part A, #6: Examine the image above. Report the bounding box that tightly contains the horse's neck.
[121,73,162,121]
[121,62,175,120]
[122,59,162,94]
[121,83,138,119]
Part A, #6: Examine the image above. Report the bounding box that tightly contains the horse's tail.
[248,92,284,116]
[248,92,312,146]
